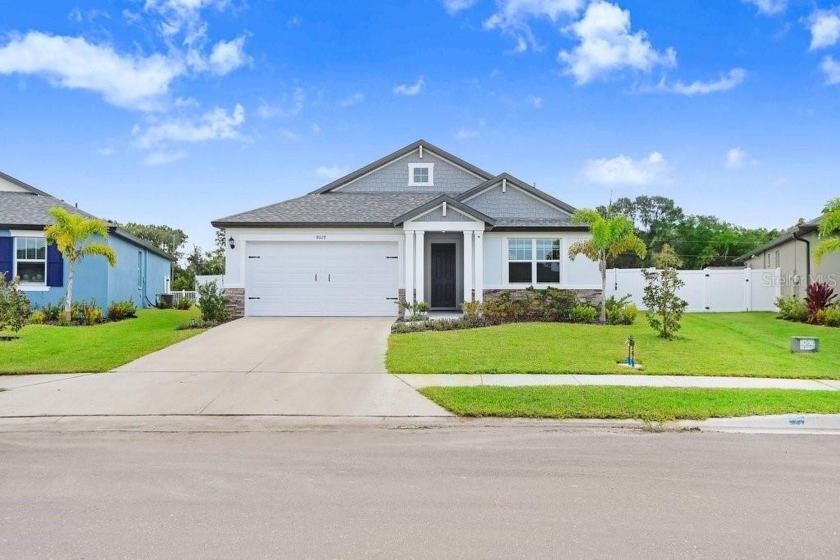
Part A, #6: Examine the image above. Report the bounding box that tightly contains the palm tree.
[44,208,117,323]
[568,208,647,323]
[814,197,840,266]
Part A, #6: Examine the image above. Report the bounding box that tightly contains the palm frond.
[607,233,647,260]
[568,239,599,261]
[571,209,602,227]
[814,238,840,266]
[80,243,118,267]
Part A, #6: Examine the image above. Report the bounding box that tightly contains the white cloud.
[97,146,116,156]
[442,0,478,14]
[311,123,321,134]
[316,166,348,180]
[133,103,245,148]
[658,68,746,96]
[726,147,746,169]
[820,56,840,85]
[143,0,230,45]
[394,77,425,96]
[256,88,305,119]
[741,0,787,16]
[558,1,676,85]
[526,94,544,108]
[208,36,250,75]
[455,128,480,139]
[484,0,583,52]
[582,151,670,186]
[808,10,840,51]
[143,150,187,166]
[0,32,182,110]
[287,16,303,27]
[340,92,365,107]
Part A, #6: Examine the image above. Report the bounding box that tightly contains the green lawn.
[388,313,840,379]
[0,308,204,374]
[421,386,840,422]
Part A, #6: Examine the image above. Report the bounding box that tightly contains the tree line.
[595,196,779,269]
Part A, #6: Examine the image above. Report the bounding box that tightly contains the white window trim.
[408,163,434,187]
[504,237,562,286]
[14,236,48,288]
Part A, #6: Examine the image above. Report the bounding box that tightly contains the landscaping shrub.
[461,300,481,319]
[28,309,45,325]
[570,303,597,324]
[197,281,230,323]
[71,300,104,326]
[605,295,638,325]
[177,318,219,330]
[41,301,63,322]
[817,307,840,327]
[534,287,577,322]
[805,282,837,324]
[175,297,193,310]
[775,296,808,323]
[398,299,429,321]
[108,299,138,321]
[0,276,31,333]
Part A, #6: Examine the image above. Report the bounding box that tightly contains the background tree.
[568,209,647,323]
[642,244,688,339]
[45,208,117,323]
[121,223,188,261]
[814,197,840,266]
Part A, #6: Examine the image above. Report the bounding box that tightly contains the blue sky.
[1,0,839,251]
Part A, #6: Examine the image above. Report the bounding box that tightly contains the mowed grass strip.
[420,386,840,422]
[0,308,204,374]
[388,313,840,379]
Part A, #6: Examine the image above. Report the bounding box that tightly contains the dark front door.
[431,243,457,308]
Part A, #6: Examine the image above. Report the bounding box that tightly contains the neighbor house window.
[408,163,434,186]
[15,237,47,285]
[507,238,561,284]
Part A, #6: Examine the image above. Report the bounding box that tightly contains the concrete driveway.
[0,318,450,418]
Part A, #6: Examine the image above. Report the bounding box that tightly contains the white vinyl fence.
[605,268,781,312]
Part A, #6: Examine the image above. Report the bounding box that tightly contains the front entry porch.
[403,224,485,310]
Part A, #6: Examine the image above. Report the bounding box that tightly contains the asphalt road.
[2,423,839,559]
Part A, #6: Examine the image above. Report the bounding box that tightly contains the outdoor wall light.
[228,236,235,249]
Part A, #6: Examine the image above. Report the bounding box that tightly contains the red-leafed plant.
[805,282,837,324]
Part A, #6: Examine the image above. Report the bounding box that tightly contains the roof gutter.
[792,230,811,286]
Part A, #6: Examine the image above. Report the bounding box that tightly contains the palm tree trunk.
[599,257,607,323]
[64,261,75,324]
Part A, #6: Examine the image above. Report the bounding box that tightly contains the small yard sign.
[790,337,819,353]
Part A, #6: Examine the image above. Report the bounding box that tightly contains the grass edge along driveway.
[388,313,840,379]
[420,385,840,422]
[0,308,204,374]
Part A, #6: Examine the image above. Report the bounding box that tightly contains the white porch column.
[474,231,484,302]
[463,230,474,302]
[415,231,425,304]
[404,231,415,303]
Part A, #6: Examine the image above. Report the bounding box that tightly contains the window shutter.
[46,242,64,287]
[0,237,12,281]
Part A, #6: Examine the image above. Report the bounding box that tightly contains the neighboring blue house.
[0,171,174,309]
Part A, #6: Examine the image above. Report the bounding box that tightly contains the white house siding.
[415,206,475,222]
[482,232,600,290]
[464,183,571,220]
[335,150,483,194]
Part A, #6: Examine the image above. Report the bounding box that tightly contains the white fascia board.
[403,221,485,232]
[9,229,46,238]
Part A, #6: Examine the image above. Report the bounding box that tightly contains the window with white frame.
[408,163,434,186]
[507,238,561,284]
[15,237,47,285]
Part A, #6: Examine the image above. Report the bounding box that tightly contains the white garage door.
[245,241,400,316]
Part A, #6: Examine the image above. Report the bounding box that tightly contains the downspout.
[792,230,810,289]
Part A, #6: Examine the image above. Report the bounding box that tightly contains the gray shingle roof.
[212,193,444,227]
[0,192,98,227]
[0,191,175,261]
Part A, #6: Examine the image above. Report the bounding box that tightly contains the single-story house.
[212,140,600,317]
[735,217,839,298]
[0,171,174,309]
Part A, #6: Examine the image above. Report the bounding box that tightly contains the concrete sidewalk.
[396,373,840,391]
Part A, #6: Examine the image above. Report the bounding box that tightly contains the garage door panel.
[245,241,399,317]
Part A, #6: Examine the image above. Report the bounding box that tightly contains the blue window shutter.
[47,242,64,287]
[0,237,12,281]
